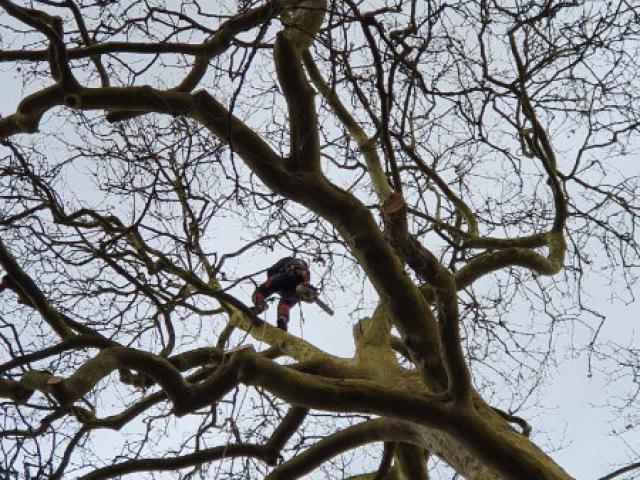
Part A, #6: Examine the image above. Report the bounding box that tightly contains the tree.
[1,0,639,478]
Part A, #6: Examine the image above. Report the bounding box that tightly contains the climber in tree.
[251,257,318,331]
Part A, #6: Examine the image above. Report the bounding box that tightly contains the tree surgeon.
[251,257,318,331]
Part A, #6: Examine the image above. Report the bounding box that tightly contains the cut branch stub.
[280,0,327,54]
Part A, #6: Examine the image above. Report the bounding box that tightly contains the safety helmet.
[291,258,308,270]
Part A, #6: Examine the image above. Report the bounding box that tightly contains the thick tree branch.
[0,376,33,403]
[454,233,566,289]
[0,85,64,137]
[374,442,395,480]
[274,33,321,171]
[394,443,429,480]
[266,419,422,480]
[0,0,78,89]
[70,365,219,431]
[285,178,448,392]
[303,50,393,203]
[273,0,326,172]
[384,230,471,402]
[230,310,339,363]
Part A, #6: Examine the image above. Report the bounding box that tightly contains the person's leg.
[276,295,298,331]
[251,278,275,313]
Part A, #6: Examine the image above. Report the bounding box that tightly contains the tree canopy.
[1,0,639,479]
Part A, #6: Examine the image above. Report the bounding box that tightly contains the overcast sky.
[1,11,639,479]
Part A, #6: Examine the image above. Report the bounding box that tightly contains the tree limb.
[266,419,422,480]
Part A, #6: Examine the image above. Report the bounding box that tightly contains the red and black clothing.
[252,257,310,331]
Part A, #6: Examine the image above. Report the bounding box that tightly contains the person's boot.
[250,301,267,315]
[277,316,288,331]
